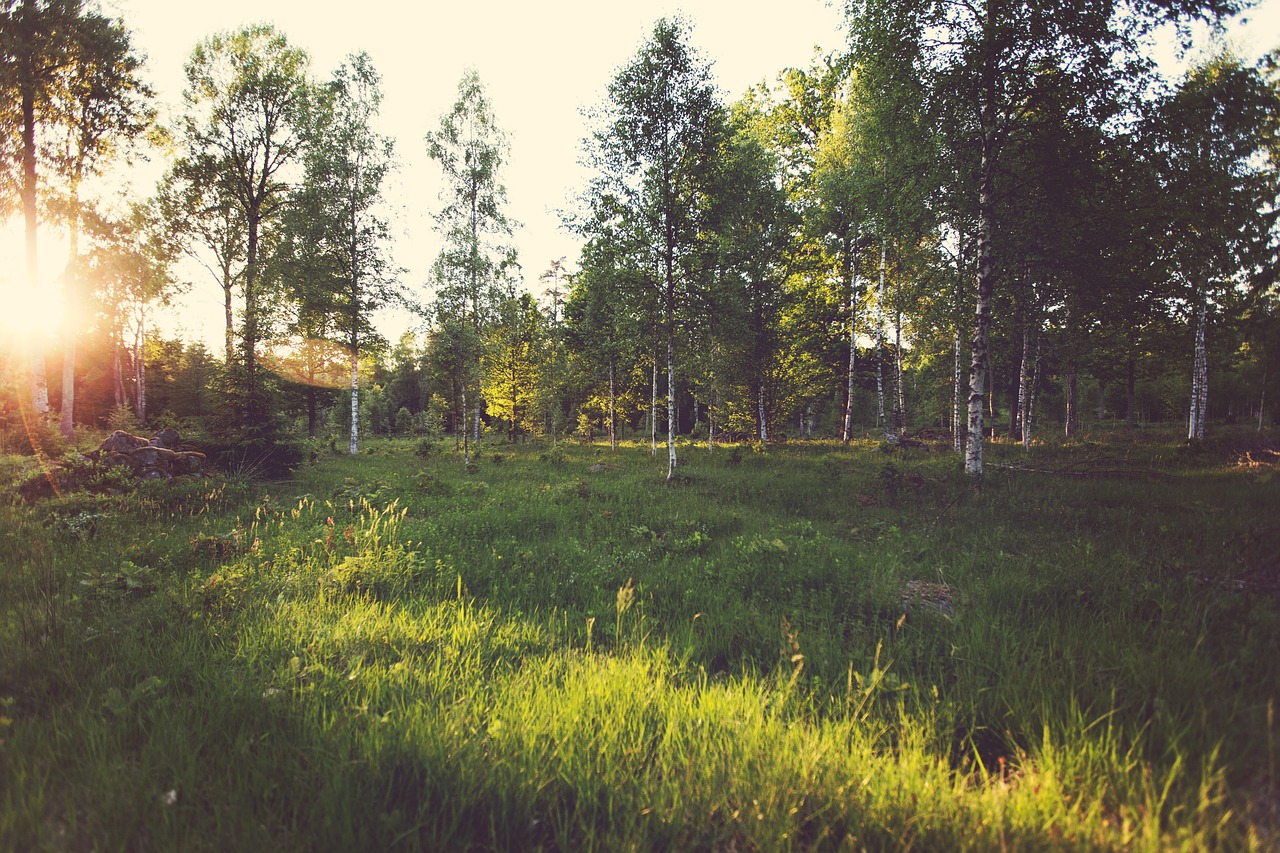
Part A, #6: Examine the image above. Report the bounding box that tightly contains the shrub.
[395,407,413,435]
[106,404,141,434]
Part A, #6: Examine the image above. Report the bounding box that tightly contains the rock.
[150,427,181,449]
[101,430,150,454]
[95,429,206,480]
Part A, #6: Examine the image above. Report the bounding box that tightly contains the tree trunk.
[461,386,469,463]
[307,386,317,438]
[241,206,262,425]
[894,280,905,434]
[608,360,616,450]
[1064,369,1078,438]
[133,311,146,425]
[22,81,48,416]
[1009,348,1022,441]
[666,337,677,479]
[758,383,768,445]
[1188,296,1208,441]
[842,252,858,444]
[112,329,124,409]
[1126,355,1136,430]
[876,242,888,437]
[224,272,235,364]
[651,354,658,457]
[1017,324,1031,447]
[1097,380,1106,421]
[60,274,78,440]
[1259,388,1266,432]
[708,386,716,451]
[349,339,360,455]
[1026,334,1041,449]
[1259,361,1267,433]
[965,137,996,477]
[59,162,84,440]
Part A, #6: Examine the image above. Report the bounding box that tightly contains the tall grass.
[1,429,1277,849]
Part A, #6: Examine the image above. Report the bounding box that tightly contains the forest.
[2,0,1280,849]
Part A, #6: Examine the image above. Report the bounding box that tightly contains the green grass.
[2,429,1278,849]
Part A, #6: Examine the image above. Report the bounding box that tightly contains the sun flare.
[0,226,66,344]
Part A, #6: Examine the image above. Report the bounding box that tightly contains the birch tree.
[288,52,396,455]
[1148,53,1278,441]
[426,69,515,465]
[578,17,723,479]
[845,0,1244,475]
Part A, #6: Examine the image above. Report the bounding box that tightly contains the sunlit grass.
[1,428,1277,848]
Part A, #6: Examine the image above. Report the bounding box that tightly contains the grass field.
[2,428,1278,850]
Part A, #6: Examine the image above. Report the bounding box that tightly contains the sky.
[2,0,1278,350]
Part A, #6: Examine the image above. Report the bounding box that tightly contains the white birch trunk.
[842,269,858,444]
[758,384,768,444]
[965,145,995,477]
[953,326,964,453]
[894,285,904,434]
[1064,370,1078,438]
[133,310,146,425]
[1188,296,1208,441]
[1018,324,1031,449]
[876,242,887,436]
[1026,335,1041,449]
[349,350,360,455]
[31,353,49,416]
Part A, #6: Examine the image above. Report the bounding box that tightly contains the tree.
[1147,52,1278,440]
[1,0,138,420]
[425,69,516,465]
[286,52,397,454]
[88,200,181,425]
[47,10,152,438]
[538,257,569,444]
[708,115,795,444]
[845,0,1246,476]
[803,74,873,442]
[178,24,309,430]
[482,289,542,441]
[578,17,723,479]
[565,242,640,450]
[159,157,245,365]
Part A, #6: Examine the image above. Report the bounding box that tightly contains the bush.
[395,407,413,435]
[106,404,141,434]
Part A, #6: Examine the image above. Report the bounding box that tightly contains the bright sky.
[2,0,1278,350]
